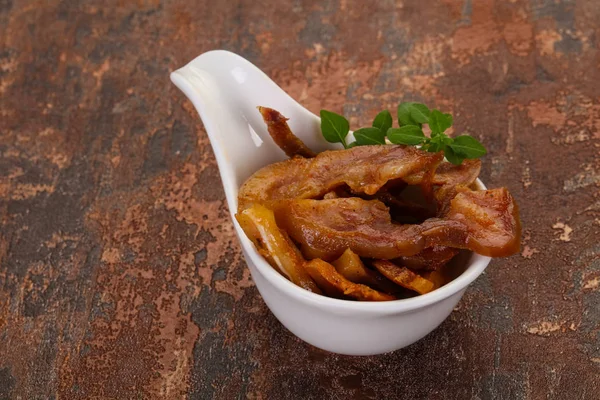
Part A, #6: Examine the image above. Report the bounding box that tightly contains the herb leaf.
[387,126,427,145]
[410,103,431,124]
[444,146,465,165]
[354,127,386,145]
[398,102,430,126]
[426,137,446,153]
[449,135,487,159]
[398,102,419,126]
[320,110,350,148]
[429,109,453,135]
[372,110,392,134]
[319,103,487,166]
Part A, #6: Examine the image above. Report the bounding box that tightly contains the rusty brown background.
[1,0,600,398]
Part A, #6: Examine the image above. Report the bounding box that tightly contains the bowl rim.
[234,178,492,315]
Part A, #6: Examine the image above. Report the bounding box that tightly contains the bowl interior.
[233,175,491,313]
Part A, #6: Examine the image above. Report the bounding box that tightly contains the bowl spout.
[170,62,262,210]
[170,50,327,214]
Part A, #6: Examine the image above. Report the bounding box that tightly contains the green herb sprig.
[319,103,487,165]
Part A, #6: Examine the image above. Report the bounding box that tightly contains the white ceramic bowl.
[171,50,492,356]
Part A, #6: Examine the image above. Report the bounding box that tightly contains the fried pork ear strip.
[373,190,435,223]
[235,204,321,293]
[434,184,472,217]
[420,270,446,290]
[238,145,444,211]
[304,259,396,301]
[447,188,521,257]
[434,159,481,186]
[332,248,400,294]
[394,160,482,260]
[257,106,316,158]
[433,160,482,216]
[395,245,459,271]
[274,190,520,260]
[404,159,481,187]
[372,260,435,295]
[273,198,468,260]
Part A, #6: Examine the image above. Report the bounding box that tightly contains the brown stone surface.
[1,0,599,398]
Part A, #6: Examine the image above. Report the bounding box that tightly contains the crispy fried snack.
[405,159,481,187]
[273,197,468,260]
[238,145,444,211]
[257,106,316,158]
[378,161,483,263]
[236,204,321,293]
[434,184,472,217]
[395,245,459,271]
[447,188,521,257]
[304,259,396,301]
[420,269,446,290]
[373,190,435,223]
[235,108,521,300]
[372,260,435,295]
[331,248,399,294]
[323,191,340,199]
[405,159,482,216]
[273,189,520,260]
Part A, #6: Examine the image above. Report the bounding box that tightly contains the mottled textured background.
[1,0,599,398]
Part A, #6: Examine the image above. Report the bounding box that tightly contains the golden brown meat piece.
[395,245,459,271]
[257,106,316,158]
[420,269,446,290]
[404,159,482,216]
[405,159,481,187]
[374,190,435,223]
[433,160,482,215]
[235,204,321,293]
[304,259,396,301]
[446,188,521,257]
[331,248,400,294]
[382,160,482,258]
[273,197,468,260]
[434,159,481,187]
[238,145,444,211]
[274,191,521,260]
[434,184,472,217]
[372,260,435,295]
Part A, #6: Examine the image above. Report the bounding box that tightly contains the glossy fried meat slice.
[304,258,396,301]
[275,190,521,260]
[434,184,472,217]
[257,106,316,158]
[404,159,482,215]
[434,159,481,187]
[374,190,435,223]
[331,248,400,294]
[387,160,482,257]
[273,198,468,261]
[372,260,435,295]
[395,245,459,271]
[420,269,446,290]
[404,159,481,187]
[235,204,321,293]
[434,160,482,215]
[446,188,521,257]
[238,145,444,211]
